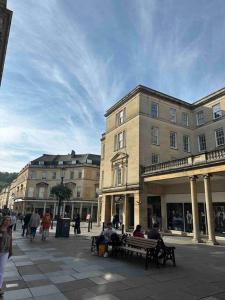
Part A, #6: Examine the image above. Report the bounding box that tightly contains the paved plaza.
[2,223,225,300]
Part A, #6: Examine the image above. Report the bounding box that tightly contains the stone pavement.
[2,223,225,300]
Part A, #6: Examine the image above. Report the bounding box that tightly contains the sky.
[1,0,225,172]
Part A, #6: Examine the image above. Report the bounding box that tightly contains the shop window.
[167,203,184,231]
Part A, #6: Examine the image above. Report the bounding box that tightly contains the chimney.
[71,150,76,158]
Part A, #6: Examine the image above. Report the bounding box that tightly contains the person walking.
[41,212,52,241]
[22,211,32,237]
[11,213,17,231]
[29,211,40,241]
[74,214,81,234]
[0,216,13,296]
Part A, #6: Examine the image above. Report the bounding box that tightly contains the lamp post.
[56,168,65,219]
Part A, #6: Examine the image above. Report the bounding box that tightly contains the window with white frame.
[152,153,160,164]
[183,135,190,152]
[215,128,225,146]
[116,108,125,126]
[114,165,122,186]
[182,112,189,126]
[169,108,177,123]
[52,172,56,180]
[38,187,45,199]
[28,187,34,198]
[151,127,159,145]
[77,186,81,197]
[114,131,126,150]
[58,161,63,165]
[39,161,44,165]
[196,111,204,126]
[213,103,222,119]
[42,172,47,180]
[151,102,159,118]
[70,171,74,180]
[198,134,206,152]
[30,171,36,179]
[170,132,177,148]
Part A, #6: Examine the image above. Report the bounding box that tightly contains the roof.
[105,85,225,117]
[31,153,101,167]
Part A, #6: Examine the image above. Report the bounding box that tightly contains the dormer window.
[213,103,222,120]
[39,161,44,165]
[87,159,92,164]
[58,161,63,165]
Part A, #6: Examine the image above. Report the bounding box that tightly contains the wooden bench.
[116,236,176,269]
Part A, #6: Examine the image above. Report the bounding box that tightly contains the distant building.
[0,185,9,208]
[100,85,225,244]
[10,151,100,221]
[0,0,12,85]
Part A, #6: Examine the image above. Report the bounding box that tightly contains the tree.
[50,184,72,218]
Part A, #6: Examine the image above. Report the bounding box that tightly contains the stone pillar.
[43,202,46,214]
[160,195,167,232]
[134,193,147,229]
[97,196,101,226]
[203,174,217,245]
[53,202,56,219]
[101,195,111,223]
[123,194,129,231]
[79,203,83,219]
[71,203,74,220]
[190,176,200,243]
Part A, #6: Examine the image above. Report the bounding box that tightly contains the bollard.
[102,222,105,231]
[90,220,92,229]
[88,220,91,232]
[122,224,124,234]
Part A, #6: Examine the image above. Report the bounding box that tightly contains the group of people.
[22,210,53,241]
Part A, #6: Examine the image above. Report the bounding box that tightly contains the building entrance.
[147,196,161,229]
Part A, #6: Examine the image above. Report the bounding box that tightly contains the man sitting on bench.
[148,223,161,240]
[96,222,117,256]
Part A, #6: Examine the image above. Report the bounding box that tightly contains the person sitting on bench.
[133,225,145,238]
[148,223,161,240]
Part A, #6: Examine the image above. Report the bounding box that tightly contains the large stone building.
[99,85,225,244]
[9,151,100,221]
[0,185,9,208]
[0,0,12,85]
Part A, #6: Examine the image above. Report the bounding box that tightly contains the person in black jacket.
[21,211,32,237]
[74,214,81,234]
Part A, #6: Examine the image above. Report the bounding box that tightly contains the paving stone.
[30,284,61,297]
[86,294,120,300]
[89,277,109,285]
[4,288,32,299]
[63,288,97,300]
[22,274,47,281]
[34,292,67,300]
[49,275,76,284]
[56,279,96,292]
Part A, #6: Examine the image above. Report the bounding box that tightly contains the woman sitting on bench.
[133,225,145,238]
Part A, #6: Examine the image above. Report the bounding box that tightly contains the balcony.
[144,148,225,176]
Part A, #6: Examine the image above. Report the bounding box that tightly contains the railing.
[144,148,225,175]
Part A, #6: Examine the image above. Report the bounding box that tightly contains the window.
[77,186,81,198]
[87,159,92,164]
[151,102,159,118]
[30,171,36,179]
[58,161,63,165]
[215,128,225,146]
[170,132,177,148]
[151,127,159,145]
[213,103,222,119]
[42,172,47,180]
[196,111,204,126]
[52,172,56,179]
[169,108,177,123]
[182,112,189,127]
[152,153,160,164]
[70,171,74,180]
[198,134,206,152]
[114,131,126,150]
[78,171,82,179]
[38,187,45,199]
[28,187,34,197]
[115,165,122,186]
[116,108,125,126]
[183,135,190,152]
[39,161,44,165]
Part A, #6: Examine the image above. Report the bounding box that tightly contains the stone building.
[0,185,9,208]
[0,0,12,85]
[99,85,225,244]
[10,151,100,221]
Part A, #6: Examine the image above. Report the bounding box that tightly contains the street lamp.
[56,167,65,218]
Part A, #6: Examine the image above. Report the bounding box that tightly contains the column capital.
[203,174,212,179]
[189,175,198,181]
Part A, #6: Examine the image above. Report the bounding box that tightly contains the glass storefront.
[167,202,225,236]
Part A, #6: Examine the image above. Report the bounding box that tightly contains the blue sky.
[1,0,225,172]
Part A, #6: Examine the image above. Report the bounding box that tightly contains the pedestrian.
[41,212,52,241]
[0,216,13,296]
[22,211,32,237]
[29,210,40,241]
[11,213,17,231]
[74,214,81,234]
[112,214,120,229]
[133,225,145,238]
